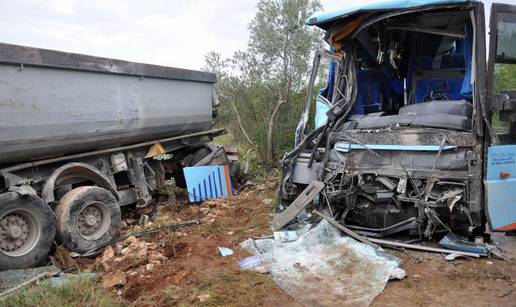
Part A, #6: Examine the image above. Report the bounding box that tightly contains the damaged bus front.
[280,0,516,239]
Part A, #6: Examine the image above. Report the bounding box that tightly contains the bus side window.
[490,6,516,144]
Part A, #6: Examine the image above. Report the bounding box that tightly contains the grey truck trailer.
[0,43,232,270]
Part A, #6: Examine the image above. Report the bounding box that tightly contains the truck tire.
[55,186,121,254]
[0,192,56,270]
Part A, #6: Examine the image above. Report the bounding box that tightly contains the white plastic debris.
[217,247,233,257]
[240,220,404,307]
[389,267,407,280]
[239,255,262,269]
[273,231,298,243]
[444,253,465,261]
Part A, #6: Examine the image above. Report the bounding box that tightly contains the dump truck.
[279,0,516,240]
[0,43,234,270]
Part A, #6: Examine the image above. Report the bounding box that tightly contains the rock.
[99,246,115,271]
[102,246,115,260]
[101,270,126,288]
[146,242,159,250]
[146,263,155,270]
[262,198,273,205]
[148,251,168,264]
[121,236,147,260]
[189,206,201,214]
[200,207,210,216]
[124,236,139,246]
[197,293,211,302]
[125,218,137,225]
[205,200,217,208]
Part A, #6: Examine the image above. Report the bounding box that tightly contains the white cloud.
[0,0,514,70]
[0,0,258,69]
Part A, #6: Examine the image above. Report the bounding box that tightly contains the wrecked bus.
[0,44,235,270]
[279,0,516,240]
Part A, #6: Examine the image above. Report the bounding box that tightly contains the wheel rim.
[76,202,111,241]
[0,209,41,257]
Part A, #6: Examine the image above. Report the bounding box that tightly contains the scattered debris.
[217,247,234,257]
[272,180,324,229]
[273,231,298,243]
[76,220,198,257]
[444,253,466,261]
[368,237,482,258]
[314,210,380,249]
[138,214,149,225]
[241,220,405,306]
[184,165,234,202]
[262,198,273,205]
[389,268,407,280]
[239,256,263,270]
[147,251,168,264]
[439,233,489,256]
[254,265,270,274]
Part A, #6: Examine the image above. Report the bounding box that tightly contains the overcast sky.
[0,0,512,70]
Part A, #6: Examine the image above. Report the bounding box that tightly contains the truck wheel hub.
[8,225,23,239]
[76,202,110,240]
[0,212,32,254]
[85,215,98,226]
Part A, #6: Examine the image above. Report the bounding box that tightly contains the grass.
[167,269,278,307]
[0,276,123,307]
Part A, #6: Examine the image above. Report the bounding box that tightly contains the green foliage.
[0,276,122,307]
[204,0,323,170]
[495,63,516,92]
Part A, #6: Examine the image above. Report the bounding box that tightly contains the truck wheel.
[55,186,121,254]
[0,192,56,270]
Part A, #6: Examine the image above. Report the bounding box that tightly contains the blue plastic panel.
[183,165,233,202]
[486,145,516,231]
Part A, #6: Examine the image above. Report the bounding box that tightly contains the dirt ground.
[71,179,515,307]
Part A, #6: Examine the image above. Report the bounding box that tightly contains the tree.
[248,0,322,165]
[203,0,322,170]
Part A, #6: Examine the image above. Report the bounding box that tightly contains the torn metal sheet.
[272,181,324,230]
[439,233,489,255]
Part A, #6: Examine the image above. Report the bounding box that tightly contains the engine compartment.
[280,4,485,239]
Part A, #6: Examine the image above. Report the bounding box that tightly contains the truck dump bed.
[0,43,216,165]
